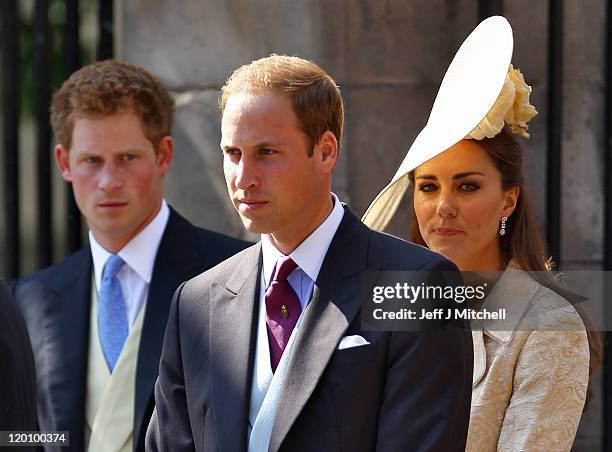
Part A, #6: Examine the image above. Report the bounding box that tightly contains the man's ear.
[156,136,174,176]
[54,144,72,182]
[314,130,338,173]
[501,186,520,217]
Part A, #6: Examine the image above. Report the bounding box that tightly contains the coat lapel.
[210,243,261,452]
[471,330,487,386]
[133,210,206,450]
[269,210,375,452]
[44,250,92,451]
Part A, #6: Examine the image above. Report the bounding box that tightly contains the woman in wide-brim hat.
[363,16,599,451]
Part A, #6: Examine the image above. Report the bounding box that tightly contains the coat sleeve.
[496,327,589,451]
[375,259,474,451]
[0,279,38,452]
[146,282,196,452]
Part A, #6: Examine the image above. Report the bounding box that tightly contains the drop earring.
[500,216,508,236]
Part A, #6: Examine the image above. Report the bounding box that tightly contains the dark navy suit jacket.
[0,278,37,452]
[13,208,250,452]
[147,208,473,451]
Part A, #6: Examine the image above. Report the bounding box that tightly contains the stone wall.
[118,0,480,241]
[118,0,605,448]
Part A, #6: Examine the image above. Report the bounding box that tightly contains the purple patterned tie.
[265,256,302,372]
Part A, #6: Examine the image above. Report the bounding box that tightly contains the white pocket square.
[337,335,370,350]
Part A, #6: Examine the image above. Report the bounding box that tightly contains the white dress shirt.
[248,193,345,435]
[260,192,345,307]
[89,200,170,331]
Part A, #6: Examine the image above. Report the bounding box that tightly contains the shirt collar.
[90,199,170,289]
[261,193,345,287]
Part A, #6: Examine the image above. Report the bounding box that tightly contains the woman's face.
[413,139,518,271]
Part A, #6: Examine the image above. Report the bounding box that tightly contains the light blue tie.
[98,254,128,372]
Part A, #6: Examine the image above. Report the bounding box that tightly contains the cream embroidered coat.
[467,263,589,452]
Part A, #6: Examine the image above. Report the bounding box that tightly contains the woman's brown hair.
[409,127,602,409]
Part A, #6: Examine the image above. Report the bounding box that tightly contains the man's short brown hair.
[51,60,174,151]
[220,54,344,156]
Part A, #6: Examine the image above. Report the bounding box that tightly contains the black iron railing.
[0,0,113,278]
[1,0,21,282]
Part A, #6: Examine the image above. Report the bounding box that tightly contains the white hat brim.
[362,16,514,231]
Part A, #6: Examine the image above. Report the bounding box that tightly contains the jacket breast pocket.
[328,342,379,367]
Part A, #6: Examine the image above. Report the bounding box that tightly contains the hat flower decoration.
[362,16,538,231]
[468,64,537,140]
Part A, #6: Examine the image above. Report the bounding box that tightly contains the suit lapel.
[133,210,205,450]
[269,210,375,452]
[45,250,92,450]
[210,243,261,452]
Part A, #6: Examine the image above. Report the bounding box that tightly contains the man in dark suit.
[0,278,37,439]
[13,60,248,452]
[147,55,473,451]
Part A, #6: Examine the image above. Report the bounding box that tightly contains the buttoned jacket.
[147,208,475,452]
[467,263,589,452]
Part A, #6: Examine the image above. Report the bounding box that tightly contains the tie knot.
[103,255,124,279]
[273,256,297,282]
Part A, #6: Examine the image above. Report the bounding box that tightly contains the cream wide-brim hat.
[361,16,514,231]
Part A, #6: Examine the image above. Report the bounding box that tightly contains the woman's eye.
[459,182,479,192]
[418,183,438,192]
[260,148,276,155]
